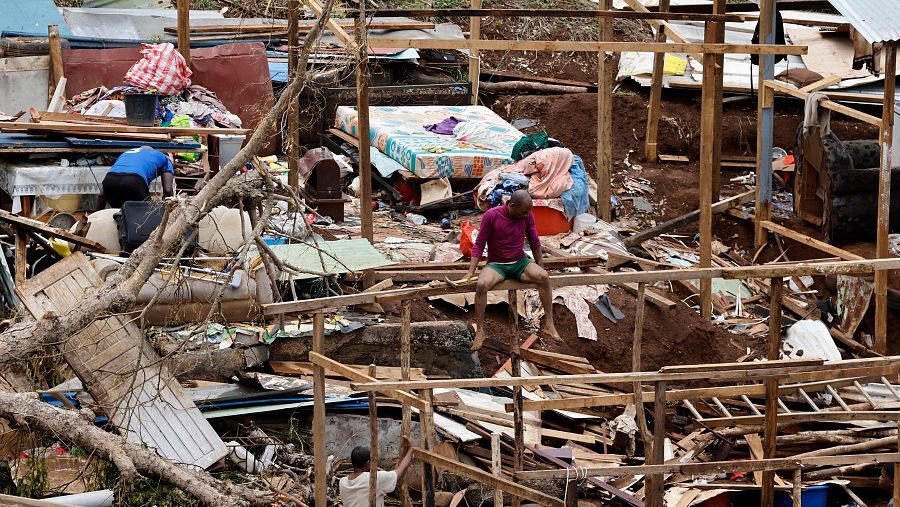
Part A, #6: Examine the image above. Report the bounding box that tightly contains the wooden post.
[643,0,669,163]
[312,312,327,507]
[762,278,783,506]
[47,25,63,103]
[287,0,301,195]
[368,364,379,507]
[710,0,726,202]
[596,0,613,221]
[469,0,482,105]
[647,380,667,506]
[491,432,504,507]
[632,283,655,494]
[754,0,776,248]
[509,289,524,507]
[875,41,897,354]
[894,420,900,507]
[13,227,26,287]
[399,300,412,507]
[177,0,191,64]
[421,388,436,507]
[792,469,802,507]
[355,9,375,288]
[697,1,725,319]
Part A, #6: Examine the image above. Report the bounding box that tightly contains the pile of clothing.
[475,133,590,220]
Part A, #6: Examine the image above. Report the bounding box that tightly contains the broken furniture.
[794,125,900,243]
[298,148,345,222]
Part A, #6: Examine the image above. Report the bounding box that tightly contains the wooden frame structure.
[271,256,900,506]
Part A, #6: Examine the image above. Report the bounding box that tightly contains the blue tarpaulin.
[1,0,72,37]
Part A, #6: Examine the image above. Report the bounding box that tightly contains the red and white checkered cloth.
[124,43,192,96]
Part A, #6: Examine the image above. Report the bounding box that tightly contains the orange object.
[532,205,572,236]
[460,220,478,257]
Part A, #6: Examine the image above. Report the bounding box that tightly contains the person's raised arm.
[526,212,543,268]
[394,436,415,479]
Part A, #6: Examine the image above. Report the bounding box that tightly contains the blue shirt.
[108,147,174,186]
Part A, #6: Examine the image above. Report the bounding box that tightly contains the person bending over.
[339,437,414,507]
[98,146,175,209]
[466,189,559,350]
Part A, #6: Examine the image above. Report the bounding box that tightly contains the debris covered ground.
[0,0,898,506]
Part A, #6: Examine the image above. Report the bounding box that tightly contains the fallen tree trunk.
[0,390,270,506]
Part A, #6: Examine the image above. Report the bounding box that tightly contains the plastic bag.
[460,220,478,257]
[124,43,192,96]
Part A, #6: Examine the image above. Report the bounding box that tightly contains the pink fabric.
[124,43,193,95]
[519,147,574,198]
[471,205,541,263]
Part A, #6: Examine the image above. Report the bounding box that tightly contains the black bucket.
[123,93,159,127]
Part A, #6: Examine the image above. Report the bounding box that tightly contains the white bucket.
[213,134,246,170]
[572,213,597,233]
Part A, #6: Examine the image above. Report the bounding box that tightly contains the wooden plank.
[379,256,602,271]
[268,361,427,380]
[177,0,191,63]
[596,0,613,221]
[515,452,900,480]
[491,433,503,507]
[875,41,897,354]
[355,8,741,21]
[308,352,426,411]
[646,380,667,507]
[31,110,129,126]
[660,358,823,374]
[13,228,26,287]
[368,364,379,507]
[164,21,436,33]
[368,39,807,55]
[422,390,436,507]
[469,0,482,105]
[528,444,643,506]
[414,448,565,507]
[15,254,226,468]
[287,0,301,196]
[0,121,250,136]
[518,349,595,375]
[760,221,865,261]
[764,80,883,126]
[304,0,356,48]
[761,277,783,506]
[352,357,900,392]
[400,300,412,507]
[47,25,63,104]
[509,290,524,507]
[312,312,326,507]
[619,282,677,309]
[0,210,103,251]
[355,11,374,288]
[643,0,669,163]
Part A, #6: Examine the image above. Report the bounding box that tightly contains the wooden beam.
[0,210,103,252]
[509,290,524,507]
[764,80,883,126]
[164,20,436,33]
[263,258,900,315]
[177,0,191,64]
[755,0,776,248]
[400,301,412,507]
[643,0,669,163]
[528,444,643,506]
[368,364,379,507]
[358,8,742,21]
[760,221,865,261]
[597,0,613,221]
[351,357,900,391]
[414,448,565,507]
[647,380,667,507]
[710,0,726,202]
[469,0,482,105]
[309,352,425,410]
[799,75,842,93]
[0,122,249,136]
[312,313,327,507]
[47,25,63,104]
[625,189,754,247]
[367,39,807,55]
[304,0,356,49]
[492,433,503,507]
[698,29,718,318]
[421,391,436,507]
[355,12,374,288]
[699,411,900,428]
[13,227,26,287]
[287,0,301,196]
[515,452,900,480]
[761,278,783,506]
[875,41,897,355]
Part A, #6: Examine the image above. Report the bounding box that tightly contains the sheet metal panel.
[829,0,900,44]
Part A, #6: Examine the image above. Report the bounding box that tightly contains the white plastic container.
[213,134,246,170]
[572,213,598,233]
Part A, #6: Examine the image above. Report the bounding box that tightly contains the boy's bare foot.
[470,323,485,350]
[540,322,561,340]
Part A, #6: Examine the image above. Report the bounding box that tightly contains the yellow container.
[44,194,81,212]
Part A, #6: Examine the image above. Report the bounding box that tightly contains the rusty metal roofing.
[828,0,900,44]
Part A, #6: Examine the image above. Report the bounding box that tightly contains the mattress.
[335,105,523,179]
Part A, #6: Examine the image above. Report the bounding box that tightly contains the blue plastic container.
[774,484,829,507]
[262,236,287,246]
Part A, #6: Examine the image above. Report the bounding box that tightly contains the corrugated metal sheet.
[0,0,72,37]
[828,0,900,44]
[269,238,394,280]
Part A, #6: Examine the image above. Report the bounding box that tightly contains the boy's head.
[350,446,371,470]
[507,190,534,219]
